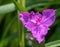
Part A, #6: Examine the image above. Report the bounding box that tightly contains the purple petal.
[19,12,30,24]
[19,11,39,31]
[41,9,56,26]
[36,35,45,43]
[25,21,37,31]
[30,11,35,16]
[42,9,56,22]
[19,11,36,24]
[42,15,56,27]
[31,25,48,43]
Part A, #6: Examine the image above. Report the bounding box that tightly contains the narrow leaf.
[0,3,16,14]
[13,0,27,11]
[45,40,60,47]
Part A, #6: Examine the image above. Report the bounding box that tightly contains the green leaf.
[2,15,17,39]
[56,8,60,17]
[47,26,60,42]
[27,3,48,10]
[45,40,60,47]
[13,0,27,11]
[0,3,16,14]
[26,0,60,10]
[0,30,18,47]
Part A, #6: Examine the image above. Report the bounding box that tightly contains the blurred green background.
[0,0,60,47]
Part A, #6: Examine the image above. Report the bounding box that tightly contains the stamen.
[31,16,42,25]
[31,20,36,24]
[37,16,42,21]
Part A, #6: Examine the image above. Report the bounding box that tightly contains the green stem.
[17,11,21,47]
[17,0,25,47]
[21,0,25,7]
[21,25,25,47]
[17,0,21,47]
[20,0,25,47]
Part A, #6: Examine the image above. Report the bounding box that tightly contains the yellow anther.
[31,20,36,24]
[33,20,36,24]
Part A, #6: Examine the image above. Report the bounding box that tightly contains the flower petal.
[42,9,56,22]
[19,11,36,24]
[42,15,56,27]
[31,25,48,43]
[25,21,37,31]
[19,12,30,24]
[36,35,45,43]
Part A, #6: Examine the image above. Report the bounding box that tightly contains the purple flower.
[19,9,56,43]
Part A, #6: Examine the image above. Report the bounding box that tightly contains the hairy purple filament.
[31,16,42,25]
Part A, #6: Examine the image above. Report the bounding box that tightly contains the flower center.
[31,16,42,25]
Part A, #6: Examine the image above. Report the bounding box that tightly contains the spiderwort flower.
[19,9,56,43]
